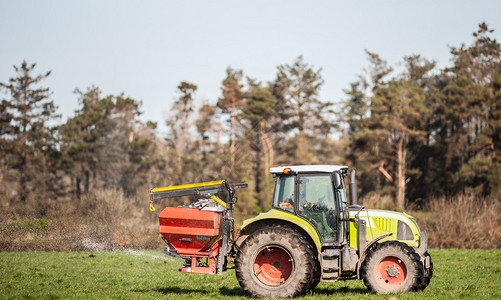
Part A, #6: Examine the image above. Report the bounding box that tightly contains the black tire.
[417,251,433,290]
[308,259,321,291]
[361,241,423,293]
[308,276,321,292]
[235,226,315,298]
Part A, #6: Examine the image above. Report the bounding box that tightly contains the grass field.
[0,249,500,299]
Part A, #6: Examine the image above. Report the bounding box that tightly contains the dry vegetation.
[0,190,162,252]
[415,194,501,249]
[1,190,500,251]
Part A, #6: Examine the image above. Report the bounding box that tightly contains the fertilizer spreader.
[149,180,247,275]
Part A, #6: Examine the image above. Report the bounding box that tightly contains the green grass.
[0,249,500,299]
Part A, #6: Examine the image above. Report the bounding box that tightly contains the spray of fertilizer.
[80,236,176,262]
[121,249,177,261]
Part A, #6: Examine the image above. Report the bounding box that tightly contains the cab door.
[297,174,338,243]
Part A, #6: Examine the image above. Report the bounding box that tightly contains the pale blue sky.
[1,0,500,135]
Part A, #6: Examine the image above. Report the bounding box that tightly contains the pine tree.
[217,67,245,171]
[372,78,429,210]
[107,95,157,195]
[59,87,115,198]
[165,81,198,184]
[402,55,438,202]
[194,103,218,180]
[445,22,501,194]
[343,53,433,209]
[0,61,60,204]
[60,87,160,197]
[241,85,277,211]
[272,56,330,164]
[343,52,394,197]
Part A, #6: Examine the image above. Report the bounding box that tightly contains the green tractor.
[234,165,432,297]
[149,165,432,298]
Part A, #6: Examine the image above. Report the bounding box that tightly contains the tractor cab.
[270,165,349,246]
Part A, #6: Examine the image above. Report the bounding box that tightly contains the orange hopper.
[159,207,222,252]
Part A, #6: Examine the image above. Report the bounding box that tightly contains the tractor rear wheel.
[235,226,314,298]
[417,251,433,290]
[361,241,423,293]
[308,260,321,291]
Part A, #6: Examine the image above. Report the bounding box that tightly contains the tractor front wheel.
[361,241,423,293]
[235,226,314,298]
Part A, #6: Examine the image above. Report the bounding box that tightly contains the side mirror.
[333,173,342,189]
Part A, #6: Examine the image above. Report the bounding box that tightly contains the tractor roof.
[269,165,348,174]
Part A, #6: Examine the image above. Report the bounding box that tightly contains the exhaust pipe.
[349,169,358,206]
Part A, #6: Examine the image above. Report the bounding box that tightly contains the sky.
[1,0,501,135]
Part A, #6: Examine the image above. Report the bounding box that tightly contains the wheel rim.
[375,256,407,290]
[253,245,294,286]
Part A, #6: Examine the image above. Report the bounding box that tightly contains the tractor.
[148,165,433,297]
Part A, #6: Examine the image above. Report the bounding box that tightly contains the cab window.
[272,176,295,212]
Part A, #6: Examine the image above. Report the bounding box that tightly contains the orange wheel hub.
[376,256,407,290]
[253,246,294,286]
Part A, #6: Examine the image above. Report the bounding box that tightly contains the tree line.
[0,23,499,217]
